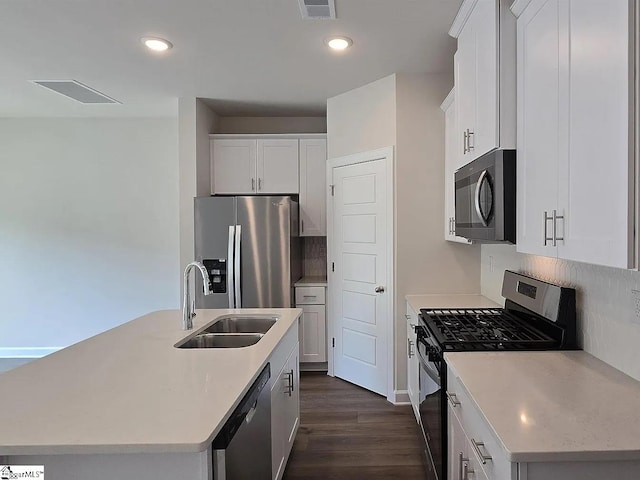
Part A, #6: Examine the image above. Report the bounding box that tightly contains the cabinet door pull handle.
[553,209,564,246]
[252,178,255,191]
[459,452,468,480]
[543,210,554,246]
[284,372,293,396]
[290,368,295,392]
[405,314,411,319]
[446,391,461,407]
[258,178,262,190]
[303,295,317,298]
[301,219,304,233]
[471,439,492,464]
[407,338,414,358]
[463,131,468,154]
[463,462,473,479]
[466,129,474,151]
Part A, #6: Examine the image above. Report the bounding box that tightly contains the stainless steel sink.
[203,316,277,334]
[178,333,264,349]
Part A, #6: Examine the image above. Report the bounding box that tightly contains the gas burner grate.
[420,308,557,350]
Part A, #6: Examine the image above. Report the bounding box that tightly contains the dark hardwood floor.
[283,372,433,480]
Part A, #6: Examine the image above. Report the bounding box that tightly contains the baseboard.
[0,347,62,358]
[300,362,328,372]
[390,389,410,405]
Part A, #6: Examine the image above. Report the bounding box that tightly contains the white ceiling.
[0,0,462,118]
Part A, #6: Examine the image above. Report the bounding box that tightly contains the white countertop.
[405,294,501,313]
[294,275,327,287]
[0,308,301,456]
[445,351,640,462]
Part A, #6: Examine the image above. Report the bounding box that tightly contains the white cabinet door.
[442,90,473,244]
[406,306,419,420]
[212,139,257,194]
[515,0,563,258]
[299,138,327,236]
[557,0,632,268]
[299,305,326,363]
[472,0,499,159]
[455,27,477,168]
[257,139,299,194]
[271,341,300,480]
[515,0,633,268]
[270,373,285,480]
[448,404,469,480]
[282,346,300,461]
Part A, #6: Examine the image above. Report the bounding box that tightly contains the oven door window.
[418,356,443,480]
[455,168,494,228]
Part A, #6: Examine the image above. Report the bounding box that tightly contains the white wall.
[0,118,179,356]
[327,74,397,159]
[394,73,481,389]
[326,74,482,396]
[481,245,640,382]
[178,98,218,282]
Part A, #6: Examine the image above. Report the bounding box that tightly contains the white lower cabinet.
[295,285,327,364]
[270,324,300,480]
[406,302,419,420]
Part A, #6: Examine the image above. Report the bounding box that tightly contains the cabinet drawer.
[295,286,325,305]
[447,369,515,480]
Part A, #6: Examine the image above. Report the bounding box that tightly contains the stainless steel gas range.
[414,271,576,480]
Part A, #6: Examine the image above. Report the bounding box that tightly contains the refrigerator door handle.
[234,225,242,308]
[227,226,235,308]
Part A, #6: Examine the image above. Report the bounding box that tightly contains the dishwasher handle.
[212,363,270,449]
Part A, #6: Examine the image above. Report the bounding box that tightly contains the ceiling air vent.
[298,0,336,19]
[32,80,120,104]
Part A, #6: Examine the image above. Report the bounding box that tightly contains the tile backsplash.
[303,237,327,277]
[481,244,640,381]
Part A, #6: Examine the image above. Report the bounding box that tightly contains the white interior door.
[330,157,390,397]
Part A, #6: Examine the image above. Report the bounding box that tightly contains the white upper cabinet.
[257,139,299,194]
[513,0,634,268]
[450,0,516,166]
[211,139,257,194]
[299,139,327,236]
[441,89,473,244]
[211,136,301,195]
[515,0,563,258]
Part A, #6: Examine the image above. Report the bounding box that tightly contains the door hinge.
[330,184,335,196]
[331,262,335,272]
[332,338,335,348]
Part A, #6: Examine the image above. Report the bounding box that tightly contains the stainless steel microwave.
[454,149,516,243]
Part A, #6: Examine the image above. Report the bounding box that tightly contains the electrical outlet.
[632,290,640,324]
[489,255,495,273]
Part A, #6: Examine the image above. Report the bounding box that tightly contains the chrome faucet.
[182,261,213,330]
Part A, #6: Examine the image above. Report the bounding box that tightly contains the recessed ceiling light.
[141,37,173,52]
[325,36,353,51]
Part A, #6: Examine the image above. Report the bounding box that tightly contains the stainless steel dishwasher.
[212,363,271,480]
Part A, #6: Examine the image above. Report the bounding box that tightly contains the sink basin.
[178,333,263,349]
[203,316,277,334]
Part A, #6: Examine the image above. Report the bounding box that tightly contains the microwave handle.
[474,170,490,227]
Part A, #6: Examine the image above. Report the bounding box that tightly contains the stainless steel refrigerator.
[194,196,302,308]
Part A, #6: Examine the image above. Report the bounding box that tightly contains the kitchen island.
[0,308,301,480]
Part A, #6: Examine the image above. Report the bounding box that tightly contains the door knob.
[375,286,385,293]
